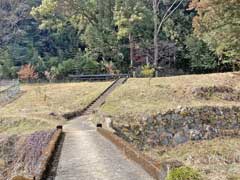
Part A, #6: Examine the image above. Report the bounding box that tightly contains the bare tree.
[151,0,185,76]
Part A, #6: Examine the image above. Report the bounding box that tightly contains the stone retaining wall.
[10,126,62,180]
[112,106,240,148]
[97,127,183,180]
[192,86,240,101]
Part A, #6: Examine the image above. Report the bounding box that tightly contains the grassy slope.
[97,72,240,180]
[100,72,240,116]
[145,137,240,180]
[0,82,111,135]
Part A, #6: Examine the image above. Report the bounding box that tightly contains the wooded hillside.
[0,0,239,79]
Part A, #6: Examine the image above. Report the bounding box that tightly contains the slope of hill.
[93,72,240,180]
[100,72,240,117]
[0,82,111,135]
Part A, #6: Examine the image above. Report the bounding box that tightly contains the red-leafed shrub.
[17,64,38,82]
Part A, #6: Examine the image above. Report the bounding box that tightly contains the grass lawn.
[99,72,240,117]
[0,81,111,135]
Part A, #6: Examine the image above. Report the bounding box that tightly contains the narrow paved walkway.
[55,117,153,180]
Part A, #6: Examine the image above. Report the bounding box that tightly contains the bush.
[17,64,38,82]
[167,166,202,180]
[56,59,76,78]
[0,49,17,79]
[75,53,101,74]
[140,65,154,77]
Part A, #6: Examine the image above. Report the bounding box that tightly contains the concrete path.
[54,116,153,180]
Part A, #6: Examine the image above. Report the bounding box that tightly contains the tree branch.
[161,0,179,21]
[163,0,185,22]
[157,0,185,34]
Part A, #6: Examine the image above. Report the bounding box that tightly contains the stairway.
[83,77,127,115]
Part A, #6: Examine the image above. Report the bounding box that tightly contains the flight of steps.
[83,77,127,115]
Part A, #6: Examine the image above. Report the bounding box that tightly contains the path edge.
[97,127,183,180]
[11,126,63,180]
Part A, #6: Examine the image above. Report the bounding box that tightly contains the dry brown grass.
[94,72,240,180]
[0,82,111,135]
[145,137,240,180]
[100,72,240,116]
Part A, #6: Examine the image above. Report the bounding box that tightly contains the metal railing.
[0,80,20,105]
[68,74,129,81]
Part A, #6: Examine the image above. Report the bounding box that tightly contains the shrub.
[56,59,76,78]
[44,70,56,82]
[76,53,101,74]
[17,64,38,82]
[0,49,17,79]
[167,166,202,180]
[140,65,154,77]
[102,61,116,74]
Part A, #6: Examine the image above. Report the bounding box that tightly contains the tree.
[150,0,185,76]
[31,0,82,59]
[114,0,151,68]
[1,0,238,78]
[161,5,194,70]
[189,0,240,68]
[32,0,120,66]
[0,49,16,79]
[185,35,217,72]
[0,0,32,45]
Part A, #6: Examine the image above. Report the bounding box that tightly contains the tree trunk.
[153,0,159,77]
[129,33,134,68]
[154,29,159,77]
